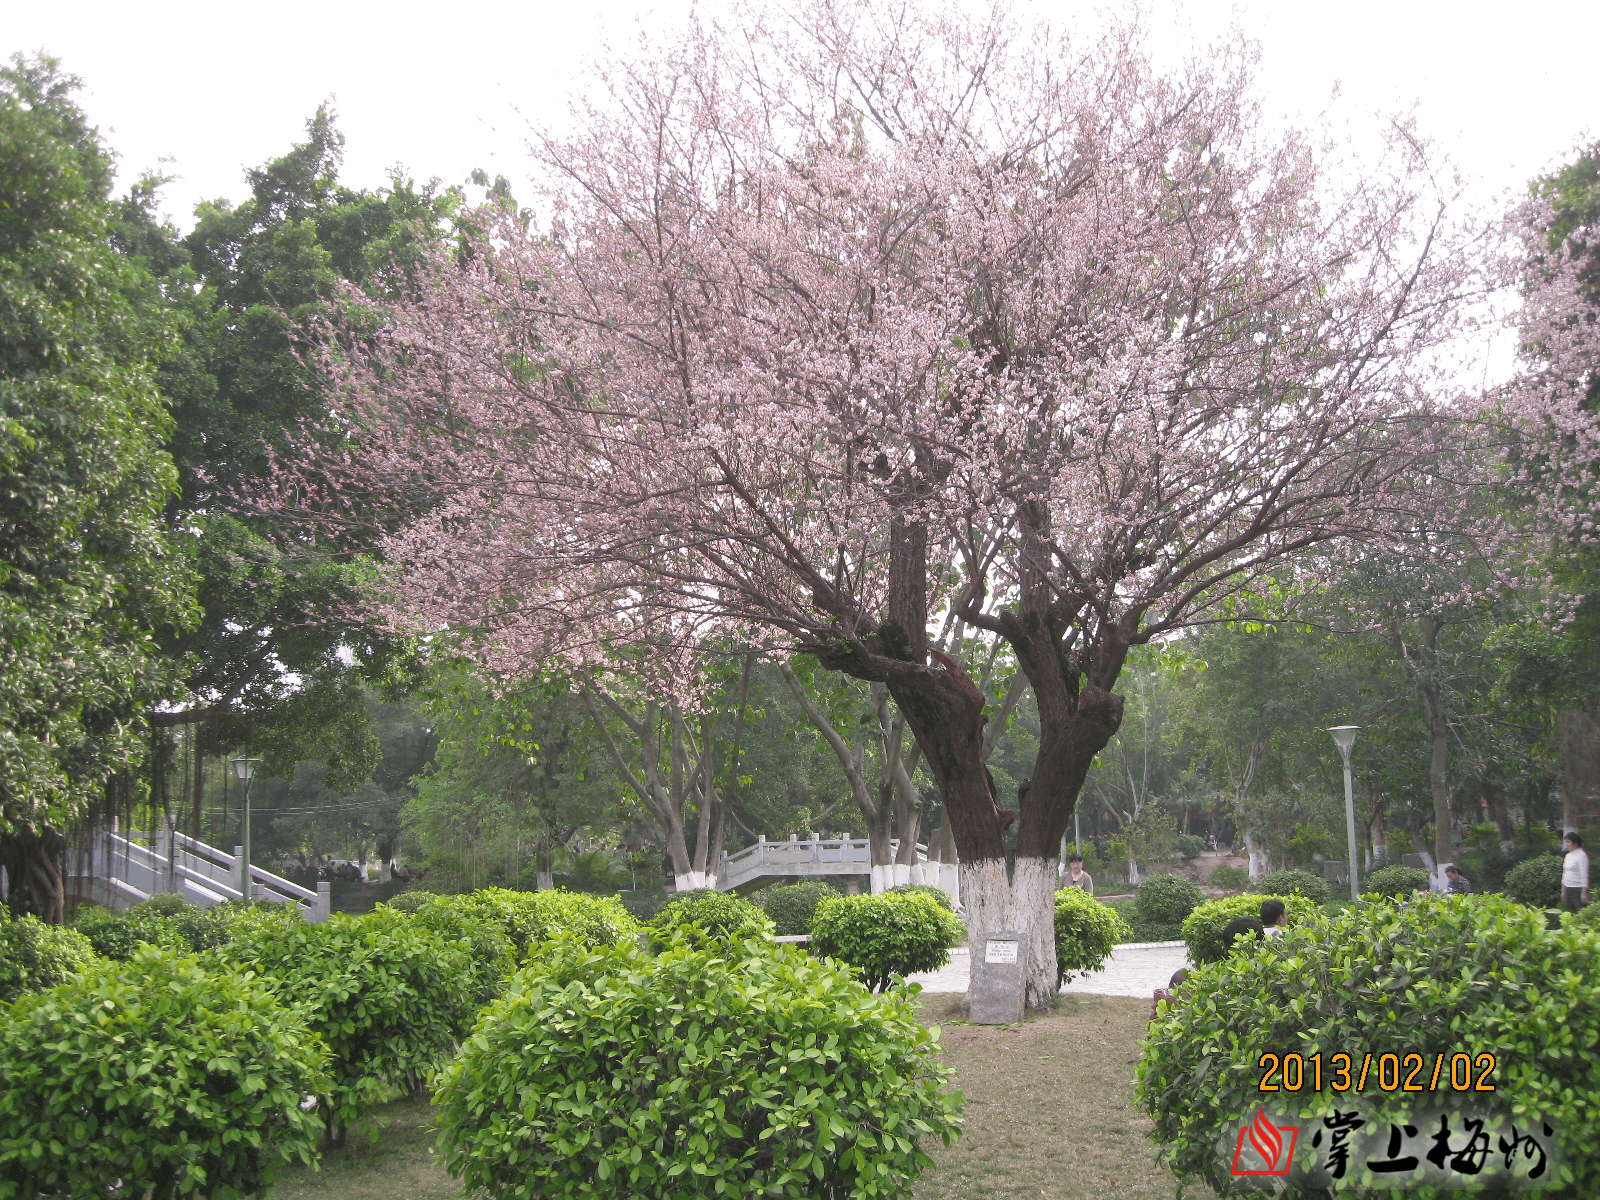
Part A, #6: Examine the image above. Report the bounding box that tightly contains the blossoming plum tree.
[269,2,1539,1006]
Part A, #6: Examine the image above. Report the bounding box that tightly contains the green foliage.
[384,890,433,913]
[462,887,641,957]
[72,895,230,960]
[394,893,518,1007]
[1206,864,1249,891]
[758,880,841,936]
[615,884,668,921]
[1504,853,1565,908]
[432,938,962,1199]
[1054,888,1131,985]
[1181,893,1318,965]
[1252,867,1329,905]
[0,912,97,1002]
[810,892,964,993]
[0,945,329,1198]
[1362,864,1432,898]
[0,57,195,915]
[1176,834,1207,861]
[1139,895,1600,1197]
[649,889,773,950]
[210,906,472,1140]
[1133,874,1203,939]
[885,882,955,911]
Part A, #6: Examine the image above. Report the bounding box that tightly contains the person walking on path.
[1563,833,1590,912]
[1064,853,1095,895]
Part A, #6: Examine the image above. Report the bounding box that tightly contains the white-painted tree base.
[869,864,889,893]
[938,862,960,907]
[908,862,925,886]
[959,856,1058,1010]
[891,863,912,886]
[674,871,715,892]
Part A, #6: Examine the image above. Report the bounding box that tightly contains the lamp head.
[230,756,261,782]
[1326,726,1359,753]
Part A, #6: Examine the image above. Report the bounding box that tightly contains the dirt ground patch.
[273,994,1208,1199]
[912,994,1215,1200]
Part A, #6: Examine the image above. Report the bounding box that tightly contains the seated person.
[1220,915,1264,954]
[1151,968,1190,1021]
[1260,898,1288,936]
[1444,863,1472,894]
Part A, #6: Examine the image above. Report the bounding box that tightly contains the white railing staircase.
[63,828,330,922]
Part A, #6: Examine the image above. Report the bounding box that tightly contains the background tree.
[0,57,196,919]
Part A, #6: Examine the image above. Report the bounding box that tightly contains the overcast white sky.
[3,0,1595,231]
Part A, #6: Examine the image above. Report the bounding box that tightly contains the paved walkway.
[906,942,1190,997]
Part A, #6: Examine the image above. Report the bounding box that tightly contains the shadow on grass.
[272,1096,459,1200]
[912,992,1218,1200]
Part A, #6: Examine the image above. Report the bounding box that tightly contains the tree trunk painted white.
[938,861,960,907]
[674,870,711,892]
[869,863,889,893]
[908,862,925,885]
[891,863,912,886]
[960,856,1058,1012]
[1244,832,1269,882]
[379,859,393,884]
[1127,856,1142,886]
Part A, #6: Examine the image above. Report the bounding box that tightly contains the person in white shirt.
[1563,832,1590,912]
[1260,898,1287,936]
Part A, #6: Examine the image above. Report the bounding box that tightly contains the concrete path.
[906,941,1190,998]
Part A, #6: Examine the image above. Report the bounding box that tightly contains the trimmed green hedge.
[211,907,473,1142]
[758,880,841,936]
[1505,854,1564,908]
[463,887,641,956]
[0,913,98,1003]
[0,946,329,1199]
[648,889,773,950]
[1054,888,1131,985]
[1133,874,1202,940]
[1206,864,1249,891]
[1363,864,1431,898]
[72,894,231,961]
[1139,895,1600,1197]
[885,882,956,911]
[395,893,519,1007]
[1180,893,1318,965]
[433,938,962,1198]
[810,892,963,992]
[1253,868,1329,905]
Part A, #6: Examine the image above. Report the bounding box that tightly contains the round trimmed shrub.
[210,906,473,1141]
[0,945,329,1198]
[648,889,773,950]
[1054,888,1132,985]
[1505,853,1565,908]
[1177,834,1207,861]
[1206,864,1249,891]
[464,887,641,956]
[1253,867,1329,905]
[1133,874,1203,938]
[396,893,519,1007]
[72,895,231,961]
[433,939,962,1199]
[0,913,98,1002]
[810,891,964,992]
[385,889,434,913]
[886,882,956,911]
[1139,894,1600,1196]
[758,880,840,936]
[1362,863,1432,898]
[1181,893,1319,965]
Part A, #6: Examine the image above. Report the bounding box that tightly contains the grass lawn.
[274,994,1210,1200]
